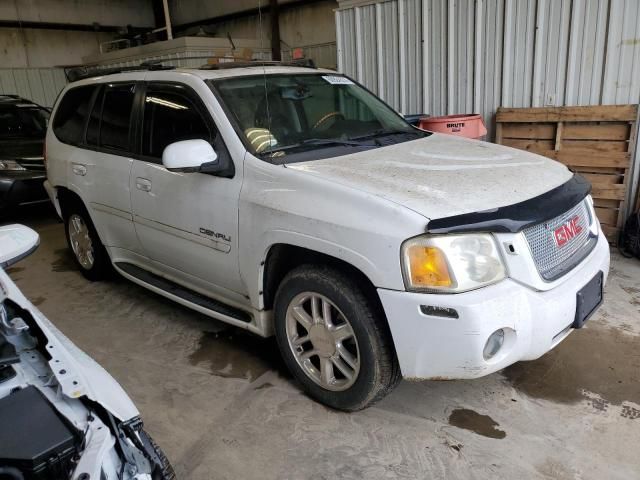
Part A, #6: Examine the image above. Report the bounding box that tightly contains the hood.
[287,133,573,220]
[0,268,139,422]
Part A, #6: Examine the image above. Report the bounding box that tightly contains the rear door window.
[86,85,103,147]
[52,85,95,145]
[142,87,211,159]
[99,84,135,152]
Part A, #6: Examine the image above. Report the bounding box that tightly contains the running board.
[114,262,252,323]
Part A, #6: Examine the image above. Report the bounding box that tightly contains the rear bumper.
[378,233,610,380]
[0,172,48,211]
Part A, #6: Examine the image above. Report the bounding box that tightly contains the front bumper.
[378,233,610,380]
[0,171,48,211]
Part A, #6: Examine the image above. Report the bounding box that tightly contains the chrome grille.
[523,200,596,281]
[16,157,45,172]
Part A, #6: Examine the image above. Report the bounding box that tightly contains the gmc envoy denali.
[44,62,609,411]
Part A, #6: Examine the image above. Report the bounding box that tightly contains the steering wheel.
[313,111,345,130]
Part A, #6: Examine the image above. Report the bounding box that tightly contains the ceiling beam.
[0,19,148,33]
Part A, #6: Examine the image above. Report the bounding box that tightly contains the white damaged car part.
[0,224,175,480]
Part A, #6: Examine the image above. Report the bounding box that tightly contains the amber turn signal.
[406,245,453,288]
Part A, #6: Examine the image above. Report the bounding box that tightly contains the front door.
[130,83,245,301]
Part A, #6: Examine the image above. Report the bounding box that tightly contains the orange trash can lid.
[419,114,487,139]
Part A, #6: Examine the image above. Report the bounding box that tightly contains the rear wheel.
[63,204,110,280]
[274,265,401,411]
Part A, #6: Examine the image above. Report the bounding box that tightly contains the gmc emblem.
[553,216,583,247]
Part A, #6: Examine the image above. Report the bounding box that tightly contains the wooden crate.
[495,105,639,243]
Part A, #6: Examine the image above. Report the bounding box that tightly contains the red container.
[419,113,487,140]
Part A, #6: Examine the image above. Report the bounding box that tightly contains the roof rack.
[199,58,316,70]
[64,57,317,83]
[64,60,175,83]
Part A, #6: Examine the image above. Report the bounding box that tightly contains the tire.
[274,265,401,411]
[63,202,111,281]
[139,429,176,480]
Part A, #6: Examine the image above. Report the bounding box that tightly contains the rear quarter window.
[52,86,96,145]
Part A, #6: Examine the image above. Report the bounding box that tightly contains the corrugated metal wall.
[337,0,640,129]
[0,68,67,107]
[336,0,640,215]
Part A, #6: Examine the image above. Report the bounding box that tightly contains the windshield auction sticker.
[322,75,354,85]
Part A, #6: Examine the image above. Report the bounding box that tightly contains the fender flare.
[251,230,386,310]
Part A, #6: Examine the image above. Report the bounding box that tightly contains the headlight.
[0,160,26,171]
[401,233,506,293]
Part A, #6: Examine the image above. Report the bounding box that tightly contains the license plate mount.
[573,271,604,329]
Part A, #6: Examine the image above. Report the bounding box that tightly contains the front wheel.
[274,265,401,411]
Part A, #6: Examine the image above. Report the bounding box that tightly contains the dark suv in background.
[0,95,50,216]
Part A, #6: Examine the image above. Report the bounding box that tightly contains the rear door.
[130,82,245,301]
[71,82,142,254]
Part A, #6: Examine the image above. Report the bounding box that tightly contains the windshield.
[210,73,426,161]
[0,107,50,139]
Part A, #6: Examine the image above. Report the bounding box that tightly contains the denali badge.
[553,216,583,247]
[199,227,231,243]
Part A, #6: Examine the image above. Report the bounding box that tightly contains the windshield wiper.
[349,128,417,141]
[261,137,376,155]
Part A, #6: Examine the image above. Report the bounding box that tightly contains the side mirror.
[0,225,39,269]
[162,139,218,173]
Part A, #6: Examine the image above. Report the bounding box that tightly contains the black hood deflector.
[426,174,592,234]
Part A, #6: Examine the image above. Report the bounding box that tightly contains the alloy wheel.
[68,213,95,270]
[285,292,361,391]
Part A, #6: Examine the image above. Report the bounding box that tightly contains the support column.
[270,0,281,61]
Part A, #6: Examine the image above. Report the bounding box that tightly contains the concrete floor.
[5,207,640,479]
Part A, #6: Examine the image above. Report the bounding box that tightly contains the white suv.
[44,62,610,410]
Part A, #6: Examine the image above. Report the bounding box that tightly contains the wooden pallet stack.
[495,105,639,244]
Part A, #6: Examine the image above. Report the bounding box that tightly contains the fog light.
[483,329,505,360]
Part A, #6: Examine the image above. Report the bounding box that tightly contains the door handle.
[71,163,87,176]
[135,177,152,192]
